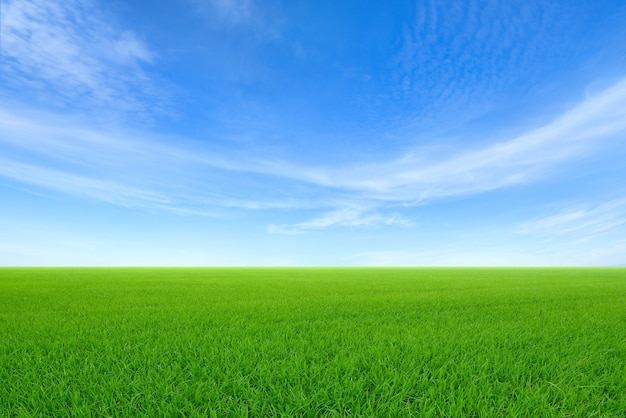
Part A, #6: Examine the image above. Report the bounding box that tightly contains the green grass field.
[1,268,625,417]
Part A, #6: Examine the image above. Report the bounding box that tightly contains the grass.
[0,267,625,416]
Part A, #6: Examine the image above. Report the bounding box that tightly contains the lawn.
[1,267,625,416]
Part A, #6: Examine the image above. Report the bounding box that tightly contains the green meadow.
[1,268,625,417]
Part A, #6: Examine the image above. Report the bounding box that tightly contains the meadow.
[0,267,624,417]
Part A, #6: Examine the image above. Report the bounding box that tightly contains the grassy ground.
[0,267,625,416]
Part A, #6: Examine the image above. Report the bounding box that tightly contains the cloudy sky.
[1,0,625,266]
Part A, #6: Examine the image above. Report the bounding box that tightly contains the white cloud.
[255,78,626,202]
[114,31,154,64]
[211,0,254,24]
[0,0,161,117]
[516,198,626,241]
[188,0,276,30]
[0,158,171,208]
[268,206,413,234]
[0,106,311,213]
[1,78,625,228]
[185,0,283,44]
[387,1,567,129]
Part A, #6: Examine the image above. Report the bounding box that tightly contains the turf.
[1,267,625,416]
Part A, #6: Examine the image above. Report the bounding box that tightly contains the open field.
[1,267,625,416]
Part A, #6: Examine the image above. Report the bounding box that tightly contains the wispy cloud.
[387,1,570,129]
[209,0,254,24]
[0,0,162,118]
[267,206,413,234]
[187,0,281,37]
[1,78,625,228]
[0,158,172,208]
[0,106,310,213]
[516,198,626,241]
[267,78,626,200]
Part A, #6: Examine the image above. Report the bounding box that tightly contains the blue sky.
[1,0,625,266]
